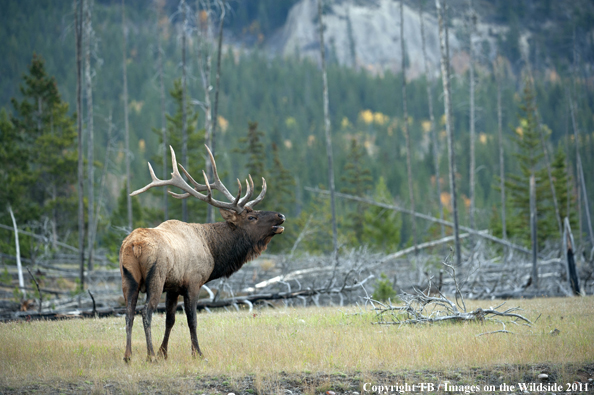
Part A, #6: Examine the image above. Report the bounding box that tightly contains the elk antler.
[130,145,267,213]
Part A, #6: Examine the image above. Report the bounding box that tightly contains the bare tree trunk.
[318,0,338,263]
[122,0,132,231]
[569,94,594,248]
[89,112,113,265]
[495,57,507,241]
[52,184,58,250]
[84,0,95,270]
[181,0,188,222]
[436,0,461,265]
[578,159,594,247]
[468,0,476,234]
[75,0,85,290]
[419,0,444,238]
[157,4,168,221]
[210,1,225,170]
[400,0,417,252]
[530,174,538,288]
[563,217,580,295]
[8,207,25,298]
[197,0,214,223]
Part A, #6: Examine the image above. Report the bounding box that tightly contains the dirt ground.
[2,363,593,394]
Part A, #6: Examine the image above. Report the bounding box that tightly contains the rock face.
[270,0,460,78]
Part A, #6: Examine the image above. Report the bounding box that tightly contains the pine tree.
[341,138,372,243]
[265,142,295,215]
[0,109,33,222]
[9,55,77,245]
[361,177,401,252]
[551,145,577,231]
[152,79,205,223]
[505,81,555,247]
[236,121,266,187]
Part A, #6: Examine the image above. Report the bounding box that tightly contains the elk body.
[120,146,285,362]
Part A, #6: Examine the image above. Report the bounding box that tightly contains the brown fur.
[120,208,284,362]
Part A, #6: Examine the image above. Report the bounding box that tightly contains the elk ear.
[219,208,239,226]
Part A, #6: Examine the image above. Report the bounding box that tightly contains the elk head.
[131,145,285,236]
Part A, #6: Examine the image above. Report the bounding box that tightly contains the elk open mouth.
[272,216,285,234]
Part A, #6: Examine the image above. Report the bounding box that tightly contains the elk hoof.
[123,356,131,364]
[157,349,168,360]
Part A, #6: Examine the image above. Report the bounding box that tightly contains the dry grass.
[0,296,592,390]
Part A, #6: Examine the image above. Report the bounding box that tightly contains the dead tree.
[530,174,538,289]
[495,55,507,241]
[8,207,25,298]
[210,0,225,174]
[318,0,338,264]
[156,1,168,221]
[436,0,461,265]
[75,0,85,289]
[419,0,444,238]
[400,0,418,253]
[368,254,532,334]
[181,0,189,222]
[84,0,96,270]
[563,217,580,295]
[122,0,132,231]
[307,187,533,255]
[196,0,214,223]
[569,93,594,249]
[468,0,476,235]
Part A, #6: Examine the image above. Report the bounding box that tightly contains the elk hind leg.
[122,268,140,363]
[158,291,179,360]
[142,267,165,362]
[183,284,203,358]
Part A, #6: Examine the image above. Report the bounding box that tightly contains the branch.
[306,187,532,255]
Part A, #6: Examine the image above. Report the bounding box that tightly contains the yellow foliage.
[130,100,144,114]
[440,192,451,209]
[199,10,208,25]
[516,127,523,138]
[479,133,487,144]
[138,139,146,153]
[341,117,351,129]
[440,114,446,126]
[421,120,432,133]
[217,115,229,133]
[359,109,374,125]
[307,135,316,147]
[373,112,388,125]
[463,195,471,209]
[284,140,293,149]
[285,116,297,128]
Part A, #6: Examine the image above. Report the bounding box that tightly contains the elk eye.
[248,216,257,221]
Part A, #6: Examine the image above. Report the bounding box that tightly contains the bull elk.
[120,145,285,362]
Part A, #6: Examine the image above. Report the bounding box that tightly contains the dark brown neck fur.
[202,222,272,283]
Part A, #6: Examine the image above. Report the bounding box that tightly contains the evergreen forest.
[1,0,593,269]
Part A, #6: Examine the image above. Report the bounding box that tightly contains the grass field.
[0,296,593,394]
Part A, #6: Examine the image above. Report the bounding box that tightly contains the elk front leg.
[158,291,179,360]
[183,284,203,358]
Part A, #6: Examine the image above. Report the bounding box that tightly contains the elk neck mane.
[202,221,272,282]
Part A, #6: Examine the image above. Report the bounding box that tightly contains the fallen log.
[0,275,375,322]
